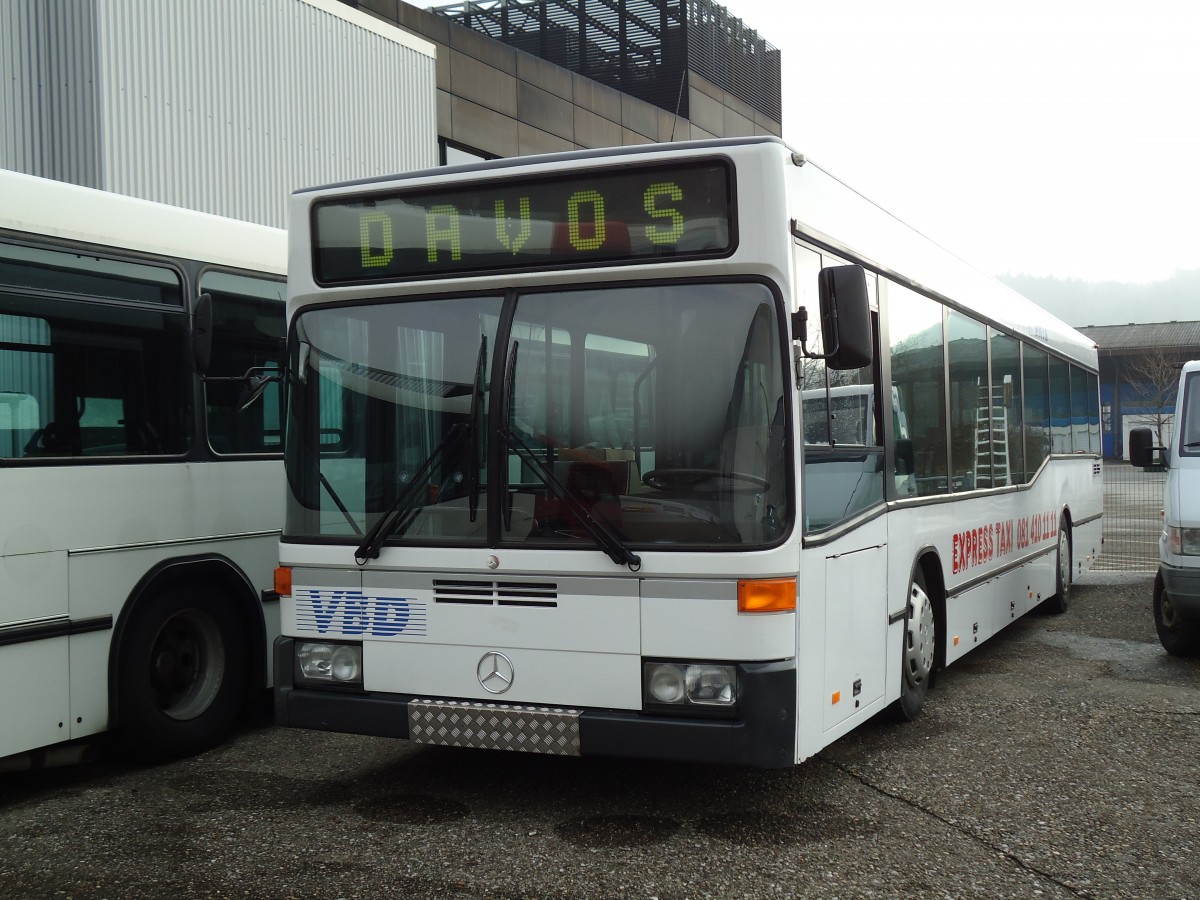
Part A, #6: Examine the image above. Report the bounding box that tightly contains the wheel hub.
[1161,592,1179,628]
[903,582,935,688]
[148,610,225,720]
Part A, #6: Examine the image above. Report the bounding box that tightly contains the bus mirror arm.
[793,265,874,372]
[236,367,282,411]
[792,306,840,363]
[193,290,285,409]
[198,366,283,411]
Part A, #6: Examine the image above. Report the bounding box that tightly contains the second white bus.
[0,171,287,767]
[272,138,1102,766]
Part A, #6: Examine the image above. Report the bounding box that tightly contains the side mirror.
[193,292,214,375]
[894,438,915,475]
[1128,426,1160,469]
[794,265,874,371]
[235,366,282,411]
[237,370,275,411]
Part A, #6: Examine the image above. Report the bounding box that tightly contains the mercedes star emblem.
[477,651,515,694]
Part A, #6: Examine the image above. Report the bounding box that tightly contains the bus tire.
[1044,519,1071,615]
[115,582,248,762]
[892,565,936,722]
[1154,572,1200,657]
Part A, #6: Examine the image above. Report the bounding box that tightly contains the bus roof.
[0,169,287,275]
[787,152,1097,369]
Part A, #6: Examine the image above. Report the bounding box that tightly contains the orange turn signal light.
[274,566,292,598]
[737,578,796,613]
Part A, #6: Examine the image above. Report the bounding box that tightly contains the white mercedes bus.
[272,138,1102,766]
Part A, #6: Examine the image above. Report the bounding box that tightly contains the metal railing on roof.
[430,0,781,125]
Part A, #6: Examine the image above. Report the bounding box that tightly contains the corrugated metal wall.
[0,1,99,180]
[3,0,437,229]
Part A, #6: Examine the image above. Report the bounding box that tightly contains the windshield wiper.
[494,340,636,568]
[354,422,469,564]
[498,338,638,569]
[502,426,641,570]
[1184,440,1200,448]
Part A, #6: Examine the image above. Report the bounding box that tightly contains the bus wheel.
[1154,572,1200,656]
[116,583,247,762]
[893,566,936,722]
[1044,520,1071,614]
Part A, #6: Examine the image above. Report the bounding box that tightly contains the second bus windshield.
[284,282,789,550]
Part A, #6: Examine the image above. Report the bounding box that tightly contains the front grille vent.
[433,580,558,608]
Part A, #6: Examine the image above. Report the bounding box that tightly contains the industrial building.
[1078,321,1200,458]
[2,0,781,224]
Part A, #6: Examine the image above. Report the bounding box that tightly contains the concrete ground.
[1,572,1197,899]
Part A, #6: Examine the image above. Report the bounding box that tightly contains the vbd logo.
[295,589,427,637]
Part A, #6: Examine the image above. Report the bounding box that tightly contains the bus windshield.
[284,281,790,549]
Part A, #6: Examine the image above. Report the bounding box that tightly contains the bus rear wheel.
[115,583,247,762]
[892,566,936,722]
[1154,572,1200,657]
[1044,519,1071,614]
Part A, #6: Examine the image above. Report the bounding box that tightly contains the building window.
[440,139,499,166]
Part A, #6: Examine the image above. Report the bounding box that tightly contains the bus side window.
[1022,344,1051,475]
[1,310,191,459]
[887,282,949,496]
[799,258,884,532]
[989,331,1025,485]
[1,241,192,460]
[0,391,39,458]
[946,309,988,490]
[0,313,52,458]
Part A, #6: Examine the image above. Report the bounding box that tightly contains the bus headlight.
[1167,527,1200,556]
[643,661,737,714]
[648,665,686,703]
[296,641,364,686]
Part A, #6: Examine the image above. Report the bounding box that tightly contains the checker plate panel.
[408,699,582,755]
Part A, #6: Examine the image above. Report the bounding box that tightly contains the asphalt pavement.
[1,571,1197,900]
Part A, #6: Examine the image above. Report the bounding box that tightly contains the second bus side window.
[0,240,191,460]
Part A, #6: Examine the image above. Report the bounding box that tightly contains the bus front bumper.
[273,638,796,768]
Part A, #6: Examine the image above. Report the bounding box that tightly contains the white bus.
[272,138,1102,767]
[0,171,287,767]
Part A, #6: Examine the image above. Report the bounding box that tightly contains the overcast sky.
[719,0,1200,287]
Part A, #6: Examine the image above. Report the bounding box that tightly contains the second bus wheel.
[115,583,248,762]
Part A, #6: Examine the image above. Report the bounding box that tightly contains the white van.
[1130,359,1200,655]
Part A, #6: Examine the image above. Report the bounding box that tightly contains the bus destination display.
[311,160,733,283]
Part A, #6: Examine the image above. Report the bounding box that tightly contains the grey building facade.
[343,0,782,163]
